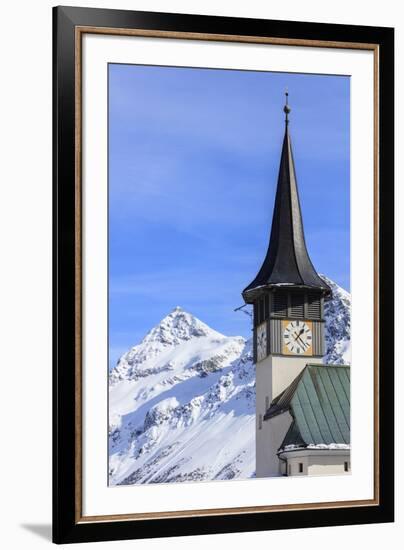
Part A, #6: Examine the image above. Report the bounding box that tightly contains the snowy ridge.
[109,306,224,386]
[321,275,351,364]
[109,278,350,486]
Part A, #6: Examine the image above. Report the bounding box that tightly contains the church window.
[259,298,264,324]
[298,462,303,473]
[307,291,321,319]
[272,292,288,317]
[264,294,270,319]
[255,295,270,326]
[290,293,305,318]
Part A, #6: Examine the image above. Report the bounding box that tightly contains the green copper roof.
[264,364,350,448]
[281,420,306,448]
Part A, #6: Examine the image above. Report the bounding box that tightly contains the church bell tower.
[242,93,331,477]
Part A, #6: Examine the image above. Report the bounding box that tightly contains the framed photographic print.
[53,5,394,544]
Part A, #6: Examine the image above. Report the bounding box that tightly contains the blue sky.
[108,64,350,366]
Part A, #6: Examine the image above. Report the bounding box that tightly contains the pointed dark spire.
[242,94,330,303]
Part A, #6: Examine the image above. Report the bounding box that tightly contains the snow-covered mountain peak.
[321,274,350,303]
[109,308,228,385]
[142,307,224,347]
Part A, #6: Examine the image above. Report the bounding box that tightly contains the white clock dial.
[283,320,312,355]
[256,322,267,362]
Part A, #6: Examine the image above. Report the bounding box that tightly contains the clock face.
[282,320,313,356]
[256,322,267,362]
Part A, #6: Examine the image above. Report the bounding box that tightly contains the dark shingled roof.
[242,109,330,303]
[264,364,350,450]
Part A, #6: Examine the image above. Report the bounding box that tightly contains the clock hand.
[293,328,304,341]
[291,328,309,349]
[297,335,308,348]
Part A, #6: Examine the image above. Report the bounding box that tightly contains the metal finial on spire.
[284,89,291,124]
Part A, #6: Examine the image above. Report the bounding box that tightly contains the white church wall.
[270,355,323,399]
[307,454,351,476]
[278,450,351,477]
[257,410,293,478]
